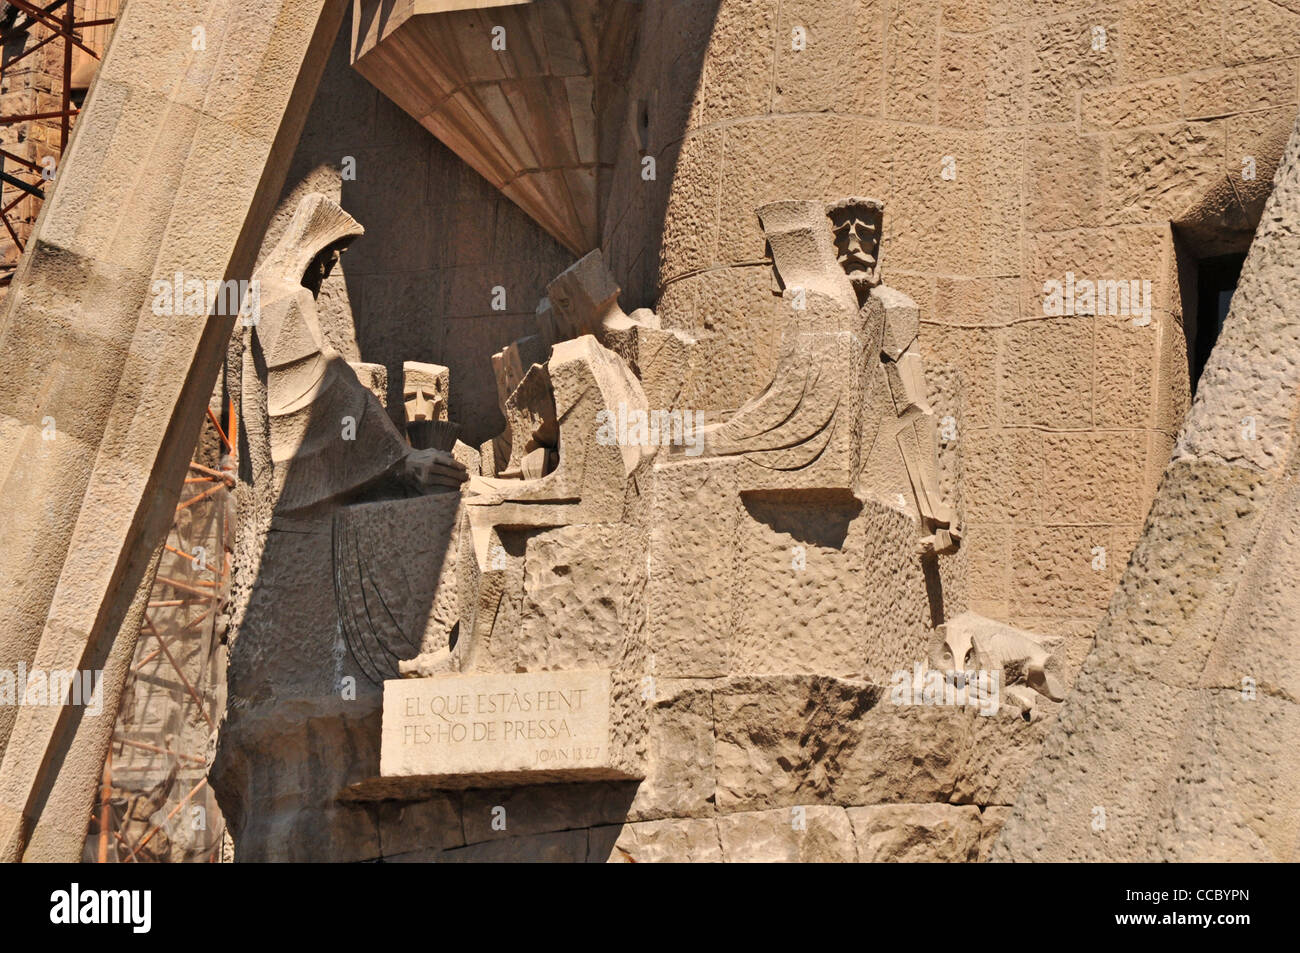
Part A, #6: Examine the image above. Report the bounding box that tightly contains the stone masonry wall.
[211,1,1300,862]
[601,0,1300,649]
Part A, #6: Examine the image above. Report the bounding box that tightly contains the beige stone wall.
[206,0,1300,862]
[602,0,1300,640]
[259,24,573,446]
[998,111,1300,862]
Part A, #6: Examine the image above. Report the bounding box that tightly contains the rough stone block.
[717,805,858,862]
[1082,78,1181,130]
[596,817,723,863]
[847,803,982,861]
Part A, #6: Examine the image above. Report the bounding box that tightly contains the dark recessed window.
[1191,252,1246,390]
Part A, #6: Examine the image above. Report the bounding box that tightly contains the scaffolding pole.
[0,0,115,277]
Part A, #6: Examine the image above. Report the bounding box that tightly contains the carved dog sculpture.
[933,612,1066,717]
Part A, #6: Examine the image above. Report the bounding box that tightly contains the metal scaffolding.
[0,1,117,277]
[85,403,235,863]
[1,1,232,862]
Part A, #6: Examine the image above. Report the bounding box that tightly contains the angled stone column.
[0,0,348,862]
[994,112,1300,863]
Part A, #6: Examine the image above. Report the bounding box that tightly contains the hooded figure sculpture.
[241,194,465,514]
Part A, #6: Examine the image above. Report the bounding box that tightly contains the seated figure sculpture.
[398,255,666,677]
[334,247,668,683]
[698,197,960,554]
[481,249,692,478]
[239,195,469,686]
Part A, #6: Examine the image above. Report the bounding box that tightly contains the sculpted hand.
[400,448,469,491]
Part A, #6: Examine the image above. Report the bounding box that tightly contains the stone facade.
[2,0,1299,863]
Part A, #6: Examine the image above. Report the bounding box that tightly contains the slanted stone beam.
[0,0,349,862]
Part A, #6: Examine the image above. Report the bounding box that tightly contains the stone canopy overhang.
[351,0,641,255]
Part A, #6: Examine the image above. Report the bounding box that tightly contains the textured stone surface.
[598,817,722,863]
[847,804,982,862]
[461,782,637,844]
[40,0,1300,865]
[997,115,1300,863]
[717,806,858,862]
[646,458,741,678]
[512,525,646,672]
[626,683,717,821]
[440,829,590,863]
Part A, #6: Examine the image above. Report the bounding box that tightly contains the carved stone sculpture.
[238,199,469,690]
[826,196,883,306]
[858,285,960,553]
[402,361,449,424]
[538,250,694,411]
[387,332,653,681]
[350,362,389,407]
[538,248,635,345]
[243,194,466,513]
[482,334,549,477]
[499,362,559,480]
[402,361,458,451]
[933,612,1065,717]
[693,197,960,552]
[334,492,462,684]
[25,0,1300,867]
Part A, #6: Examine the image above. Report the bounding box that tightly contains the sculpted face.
[826,198,883,301]
[404,384,444,424]
[545,280,592,341]
[302,246,341,298]
[545,251,623,340]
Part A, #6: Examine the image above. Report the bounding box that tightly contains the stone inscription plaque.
[380,669,641,787]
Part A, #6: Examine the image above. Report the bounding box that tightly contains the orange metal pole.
[144,618,216,731]
[206,406,232,451]
[175,483,226,511]
[228,399,238,457]
[126,778,207,861]
[113,830,138,862]
[60,0,74,153]
[155,574,218,598]
[113,736,206,767]
[96,746,111,863]
[187,461,234,483]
